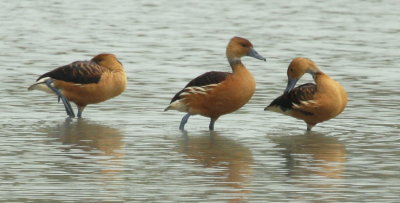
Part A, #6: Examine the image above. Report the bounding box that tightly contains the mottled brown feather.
[267,83,317,115]
[170,71,230,103]
[37,61,106,84]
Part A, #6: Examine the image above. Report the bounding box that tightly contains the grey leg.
[179,113,190,130]
[77,106,85,118]
[306,123,314,131]
[45,79,75,118]
[209,118,217,131]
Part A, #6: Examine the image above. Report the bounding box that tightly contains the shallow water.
[1,0,399,202]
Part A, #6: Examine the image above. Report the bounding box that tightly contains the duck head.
[285,57,321,93]
[226,37,266,62]
[91,53,123,70]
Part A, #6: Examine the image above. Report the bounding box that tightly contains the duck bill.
[247,48,266,61]
[284,78,299,94]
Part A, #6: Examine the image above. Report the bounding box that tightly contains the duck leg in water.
[179,113,191,130]
[45,79,75,118]
[209,118,217,131]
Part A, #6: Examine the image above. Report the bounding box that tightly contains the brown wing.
[37,61,107,84]
[267,83,317,115]
[170,71,230,103]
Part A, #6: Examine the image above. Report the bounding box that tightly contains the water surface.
[0,0,399,202]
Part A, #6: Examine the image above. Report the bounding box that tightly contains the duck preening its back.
[29,53,127,118]
[265,57,347,131]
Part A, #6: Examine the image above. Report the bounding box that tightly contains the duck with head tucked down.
[165,37,266,130]
[265,57,347,131]
[28,53,127,118]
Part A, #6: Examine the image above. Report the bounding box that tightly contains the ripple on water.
[1,0,400,202]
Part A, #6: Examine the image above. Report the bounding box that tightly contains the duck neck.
[311,71,323,81]
[228,58,245,73]
[313,71,334,92]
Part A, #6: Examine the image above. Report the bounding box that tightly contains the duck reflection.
[270,132,346,180]
[42,119,124,157]
[177,131,253,201]
[40,119,124,174]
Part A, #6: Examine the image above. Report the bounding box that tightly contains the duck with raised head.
[28,53,127,118]
[265,57,347,131]
[165,37,266,130]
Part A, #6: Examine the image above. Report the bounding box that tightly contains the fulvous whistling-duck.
[165,37,266,130]
[265,57,347,131]
[28,53,127,118]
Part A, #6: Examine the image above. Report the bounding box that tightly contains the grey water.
[0,0,399,202]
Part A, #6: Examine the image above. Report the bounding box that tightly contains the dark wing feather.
[37,61,106,84]
[170,71,230,103]
[268,83,317,115]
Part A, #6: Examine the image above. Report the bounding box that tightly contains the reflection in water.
[39,119,125,174]
[176,131,253,202]
[270,132,346,181]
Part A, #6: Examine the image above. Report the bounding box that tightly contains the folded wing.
[170,71,230,103]
[36,61,107,84]
[266,83,317,115]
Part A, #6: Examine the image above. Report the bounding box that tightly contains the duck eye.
[240,43,247,47]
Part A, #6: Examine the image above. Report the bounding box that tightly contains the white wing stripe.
[181,84,219,96]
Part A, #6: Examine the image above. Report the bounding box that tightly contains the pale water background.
[1,0,399,202]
